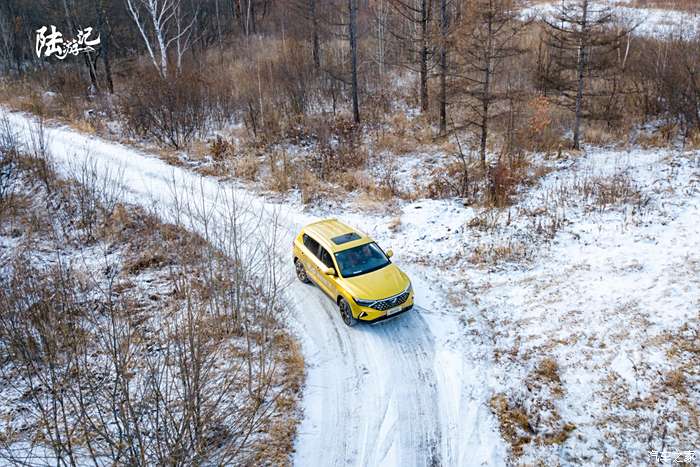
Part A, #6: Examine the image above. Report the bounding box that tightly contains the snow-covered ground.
[522,1,700,39]
[4,109,699,465]
[347,148,700,464]
[3,111,507,466]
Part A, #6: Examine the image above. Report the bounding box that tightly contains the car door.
[301,233,323,285]
[317,246,339,298]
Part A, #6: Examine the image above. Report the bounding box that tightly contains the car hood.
[341,263,409,300]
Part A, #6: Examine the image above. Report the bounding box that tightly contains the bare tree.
[349,0,360,123]
[543,0,630,149]
[0,1,25,75]
[452,0,527,165]
[95,0,114,93]
[125,0,198,78]
[310,0,321,68]
[387,0,434,113]
[439,0,449,134]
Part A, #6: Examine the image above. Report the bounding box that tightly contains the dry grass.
[526,0,698,9]
[252,332,305,466]
[686,129,700,149]
[265,150,293,192]
[584,123,631,147]
[636,123,679,148]
[298,170,325,205]
[490,394,534,457]
[0,73,100,133]
[124,248,169,275]
[374,132,417,155]
[580,173,643,208]
[517,96,569,154]
[664,369,687,394]
[373,113,434,155]
[490,393,576,458]
[209,136,236,161]
[234,153,261,181]
[535,357,562,385]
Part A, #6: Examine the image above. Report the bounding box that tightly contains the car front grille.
[369,289,410,311]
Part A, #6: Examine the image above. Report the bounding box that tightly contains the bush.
[120,69,207,149]
[306,117,366,181]
[626,35,700,140]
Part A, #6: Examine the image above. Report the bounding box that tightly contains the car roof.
[303,218,372,253]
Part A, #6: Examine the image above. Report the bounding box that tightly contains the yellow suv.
[292,219,414,326]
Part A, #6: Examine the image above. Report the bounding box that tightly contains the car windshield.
[334,242,390,278]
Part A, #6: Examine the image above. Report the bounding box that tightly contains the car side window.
[319,247,335,269]
[303,233,320,258]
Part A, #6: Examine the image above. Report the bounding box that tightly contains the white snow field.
[4,109,699,465]
[522,1,700,39]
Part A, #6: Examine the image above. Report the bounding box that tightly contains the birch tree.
[125,0,197,78]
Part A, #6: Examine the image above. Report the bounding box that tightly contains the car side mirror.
[386,249,394,258]
[324,267,336,276]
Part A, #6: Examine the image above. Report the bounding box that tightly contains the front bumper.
[352,292,414,322]
[362,304,413,323]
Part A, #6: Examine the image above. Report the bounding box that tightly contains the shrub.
[306,117,367,181]
[518,96,566,153]
[626,35,700,140]
[120,69,207,149]
[210,136,236,161]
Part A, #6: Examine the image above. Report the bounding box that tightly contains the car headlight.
[406,282,413,294]
[353,297,376,307]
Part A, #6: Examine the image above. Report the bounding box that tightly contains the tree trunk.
[349,0,360,124]
[572,0,589,150]
[250,0,257,34]
[5,2,22,75]
[480,10,494,166]
[96,0,114,93]
[480,93,489,166]
[420,0,429,113]
[311,0,320,68]
[439,0,448,134]
[62,0,100,92]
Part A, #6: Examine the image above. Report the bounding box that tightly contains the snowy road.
[4,111,505,467]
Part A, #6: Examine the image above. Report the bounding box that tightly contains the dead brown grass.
[581,173,643,208]
[234,153,261,181]
[535,357,562,385]
[373,113,434,155]
[665,369,687,394]
[491,390,575,458]
[469,241,530,265]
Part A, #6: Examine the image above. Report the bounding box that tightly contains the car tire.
[338,298,357,327]
[295,258,310,284]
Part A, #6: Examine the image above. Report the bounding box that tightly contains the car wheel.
[338,298,357,327]
[295,258,310,283]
